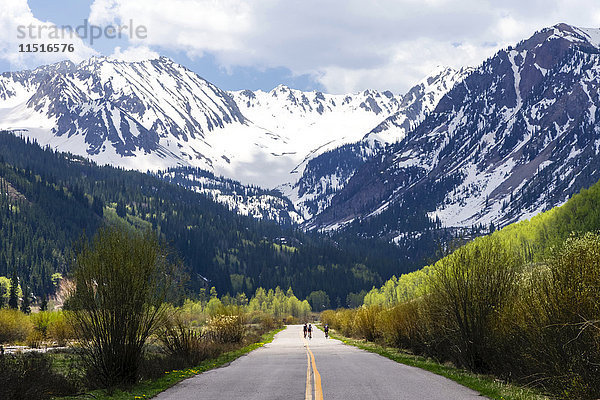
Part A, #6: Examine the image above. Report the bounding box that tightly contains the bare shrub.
[159,318,220,367]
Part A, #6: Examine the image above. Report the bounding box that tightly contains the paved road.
[154,325,483,400]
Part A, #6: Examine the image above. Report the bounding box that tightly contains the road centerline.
[302,331,323,400]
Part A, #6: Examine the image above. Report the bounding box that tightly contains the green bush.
[424,236,521,371]
[0,309,33,344]
[159,318,220,367]
[353,306,381,342]
[375,301,423,350]
[204,314,246,344]
[47,312,75,346]
[0,353,79,399]
[26,329,44,348]
[506,233,600,398]
[30,311,53,339]
[67,226,173,388]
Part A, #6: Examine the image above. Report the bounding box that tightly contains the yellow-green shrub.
[320,310,337,327]
[353,306,381,341]
[504,233,600,398]
[47,312,75,346]
[204,314,245,343]
[26,329,44,348]
[376,300,422,349]
[0,309,33,344]
[424,236,521,371]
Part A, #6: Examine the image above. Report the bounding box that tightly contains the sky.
[2,0,600,94]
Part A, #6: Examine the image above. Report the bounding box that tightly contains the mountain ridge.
[309,23,600,239]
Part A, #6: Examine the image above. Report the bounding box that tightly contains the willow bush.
[375,300,423,350]
[67,226,173,388]
[0,308,32,344]
[424,236,522,371]
[505,233,600,398]
[321,232,600,399]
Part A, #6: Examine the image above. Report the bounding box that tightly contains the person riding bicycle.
[303,323,308,338]
[324,324,329,338]
[308,323,313,339]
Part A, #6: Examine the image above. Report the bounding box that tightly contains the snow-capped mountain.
[310,23,600,238]
[0,58,408,187]
[0,57,419,222]
[155,167,302,224]
[285,66,470,220]
[229,85,402,158]
[0,56,294,183]
[363,66,473,147]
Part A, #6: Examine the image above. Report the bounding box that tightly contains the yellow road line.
[307,344,323,400]
[301,329,323,400]
[300,330,312,400]
[306,348,312,400]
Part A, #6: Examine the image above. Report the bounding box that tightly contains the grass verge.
[54,327,284,400]
[321,327,549,400]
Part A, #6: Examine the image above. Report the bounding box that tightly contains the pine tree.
[20,284,31,314]
[8,270,19,309]
[0,283,5,308]
[116,202,127,218]
[40,293,48,311]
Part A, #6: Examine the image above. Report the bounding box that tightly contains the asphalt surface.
[154,325,484,400]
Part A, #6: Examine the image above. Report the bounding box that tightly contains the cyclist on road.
[308,323,313,339]
[324,324,329,338]
[303,323,308,338]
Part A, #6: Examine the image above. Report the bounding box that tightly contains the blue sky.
[2,0,323,92]
[2,0,600,93]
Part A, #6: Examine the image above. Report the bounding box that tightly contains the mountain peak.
[516,23,600,53]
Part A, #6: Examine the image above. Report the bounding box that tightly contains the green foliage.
[204,314,245,344]
[306,290,330,312]
[0,132,407,304]
[47,312,75,346]
[352,305,382,342]
[0,276,9,307]
[9,270,19,309]
[363,267,431,307]
[345,290,367,308]
[20,284,31,314]
[67,226,173,387]
[248,286,311,319]
[501,233,600,398]
[0,352,79,400]
[28,310,74,345]
[425,237,522,371]
[0,308,32,343]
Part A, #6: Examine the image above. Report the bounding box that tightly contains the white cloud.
[110,46,159,62]
[87,0,600,93]
[0,0,97,69]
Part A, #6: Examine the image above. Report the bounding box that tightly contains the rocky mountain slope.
[0,57,460,222]
[310,24,600,239]
[286,66,470,219]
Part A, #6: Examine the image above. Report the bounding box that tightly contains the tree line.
[0,133,413,306]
